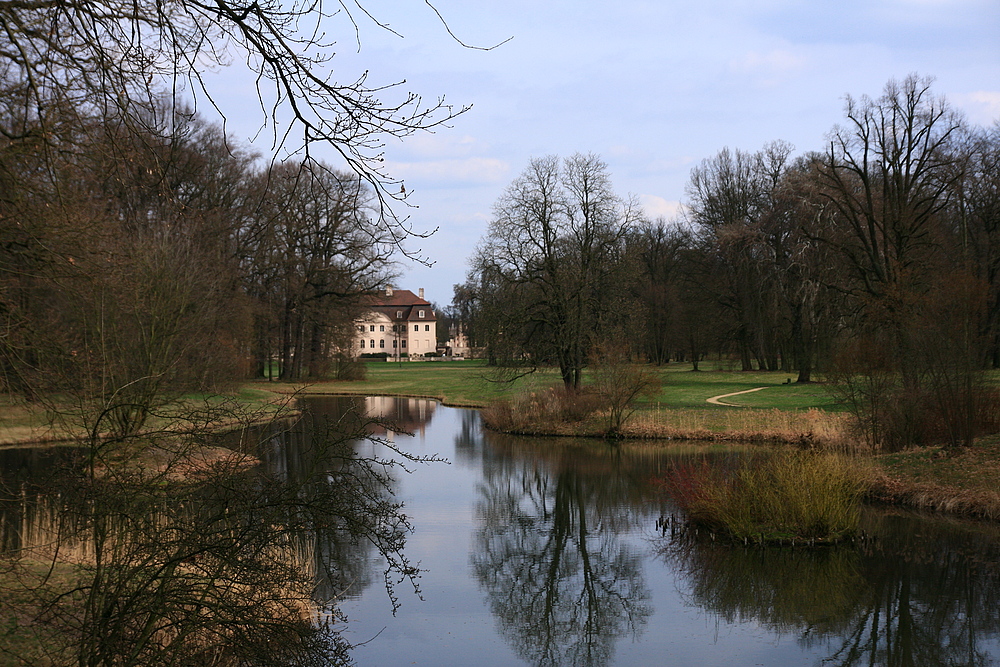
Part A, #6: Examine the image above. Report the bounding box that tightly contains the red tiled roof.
[363,289,436,322]
[364,289,430,307]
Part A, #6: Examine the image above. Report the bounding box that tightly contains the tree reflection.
[662,509,1000,666]
[0,396,431,665]
[472,446,652,667]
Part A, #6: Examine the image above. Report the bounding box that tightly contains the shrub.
[481,386,607,432]
[660,450,868,543]
[590,348,661,437]
[333,355,367,381]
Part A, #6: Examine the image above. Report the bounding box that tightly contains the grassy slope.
[0,386,296,446]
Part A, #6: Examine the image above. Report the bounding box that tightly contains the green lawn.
[640,364,843,411]
[262,360,554,406]
[258,359,843,412]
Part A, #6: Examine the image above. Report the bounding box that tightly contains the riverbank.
[0,387,297,447]
[4,361,1000,521]
[258,361,1000,521]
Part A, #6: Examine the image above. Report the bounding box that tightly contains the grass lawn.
[258,359,844,412]
[257,360,555,406]
[638,364,843,411]
[0,386,297,447]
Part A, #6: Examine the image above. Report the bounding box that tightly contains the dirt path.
[706,386,769,407]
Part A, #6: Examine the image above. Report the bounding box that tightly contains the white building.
[354,287,437,358]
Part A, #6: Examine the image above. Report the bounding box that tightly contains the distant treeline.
[0,98,399,418]
[457,75,1000,449]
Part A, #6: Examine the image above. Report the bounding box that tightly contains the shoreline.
[5,386,999,523]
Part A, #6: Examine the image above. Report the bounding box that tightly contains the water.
[300,397,1000,667]
[3,396,1000,666]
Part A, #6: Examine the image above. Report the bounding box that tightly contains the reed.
[626,406,855,450]
[663,449,870,543]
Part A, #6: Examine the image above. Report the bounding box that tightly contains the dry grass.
[621,407,853,449]
[869,434,1000,520]
[480,387,608,434]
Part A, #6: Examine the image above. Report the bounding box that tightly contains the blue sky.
[205,0,1000,309]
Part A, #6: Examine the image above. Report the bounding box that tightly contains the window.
[380,325,385,332]
[359,340,364,349]
[379,339,385,348]
[413,325,418,332]
[370,339,375,348]
[418,310,425,318]
[369,325,375,332]
[397,310,403,318]
[401,340,407,348]
[425,324,430,331]
[392,340,397,348]
[357,325,364,332]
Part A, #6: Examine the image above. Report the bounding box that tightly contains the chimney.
[419,287,425,300]
[385,285,393,297]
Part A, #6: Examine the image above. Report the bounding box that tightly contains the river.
[3,395,1000,666]
[309,396,1000,666]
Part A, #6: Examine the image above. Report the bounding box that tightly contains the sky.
[204,0,1000,309]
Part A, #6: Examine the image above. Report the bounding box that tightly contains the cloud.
[391,134,491,160]
[638,195,685,221]
[385,157,511,186]
[952,91,1000,126]
[729,48,807,85]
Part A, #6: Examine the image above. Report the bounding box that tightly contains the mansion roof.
[363,289,436,323]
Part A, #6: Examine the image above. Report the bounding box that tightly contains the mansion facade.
[355,287,437,358]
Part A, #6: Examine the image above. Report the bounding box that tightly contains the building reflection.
[364,396,436,439]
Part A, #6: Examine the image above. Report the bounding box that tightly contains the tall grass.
[661,450,870,543]
[628,407,853,449]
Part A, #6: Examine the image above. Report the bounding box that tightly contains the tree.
[626,219,689,365]
[238,161,398,381]
[818,75,965,303]
[0,0,468,210]
[957,125,1000,366]
[469,154,642,387]
[685,142,793,371]
[817,76,989,449]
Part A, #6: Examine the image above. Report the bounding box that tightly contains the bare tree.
[0,0,474,214]
[238,160,398,380]
[818,74,965,302]
[470,154,641,388]
[686,142,793,371]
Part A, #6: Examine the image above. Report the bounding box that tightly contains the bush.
[333,355,367,381]
[481,387,607,432]
[660,450,868,543]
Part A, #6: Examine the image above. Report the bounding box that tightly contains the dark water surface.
[299,397,1000,667]
[3,396,1000,666]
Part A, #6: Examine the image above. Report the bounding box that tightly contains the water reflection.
[471,436,656,666]
[662,509,1000,666]
[7,399,1000,666]
[0,397,433,664]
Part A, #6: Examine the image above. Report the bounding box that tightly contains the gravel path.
[706,386,770,407]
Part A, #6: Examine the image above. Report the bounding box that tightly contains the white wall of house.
[354,308,436,357]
